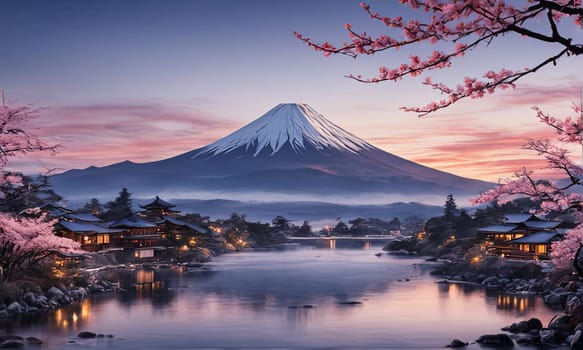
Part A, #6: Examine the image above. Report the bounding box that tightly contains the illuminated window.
[536,245,546,254]
[97,234,110,244]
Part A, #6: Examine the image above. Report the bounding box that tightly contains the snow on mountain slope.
[195,103,373,157]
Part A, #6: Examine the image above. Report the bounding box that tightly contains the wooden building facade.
[478,214,567,260]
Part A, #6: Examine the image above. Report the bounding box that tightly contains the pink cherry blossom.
[0,100,75,282]
[296,1,583,116]
[472,105,583,270]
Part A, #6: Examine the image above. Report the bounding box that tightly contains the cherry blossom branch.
[470,103,583,269]
[296,0,583,115]
[0,104,59,166]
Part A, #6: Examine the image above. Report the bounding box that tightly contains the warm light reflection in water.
[137,269,154,284]
[135,269,163,298]
[51,299,92,332]
[322,239,336,249]
[497,294,534,313]
[2,247,562,350]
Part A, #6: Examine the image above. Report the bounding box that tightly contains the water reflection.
[135,269,164,298]
[286,306,317,330]
[106,268,175,308]
[435,280,540,316]
[363,240,371,250]
[0,298,94,335]
[1,246,563,350]
[317,238,374,249]
[495,293,535,313]
[51,299,92,332]
[301,239,385,250]
[322,238,336,249]
[185,248,412,308]
[437,282,482,295]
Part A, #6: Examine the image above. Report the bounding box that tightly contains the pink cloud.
[495,80,582,107]
[7,101,239,173]
[368,116,571,182]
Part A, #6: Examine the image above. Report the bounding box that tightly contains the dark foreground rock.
[25,337,42,346]
[337,301,363,305]
[476,333,514,346]
[446,338,467,348]
[0,334,37,349]
[78,331,97,339]
[0,277,122,320]
[502,317,543,333]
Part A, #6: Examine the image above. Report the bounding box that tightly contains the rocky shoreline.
[0,258,216,348]
[428,258,583,348]
[0,271,124,348]
[0,258,213,320]
[0,277,122,320]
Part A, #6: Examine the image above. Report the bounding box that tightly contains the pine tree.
[272,216,290,231]
[332,221,350,236]
[103,188,133,221]
[389,217,401,231]
[79,198,104,216]
[297,221,312,237]
[444,194,458,219]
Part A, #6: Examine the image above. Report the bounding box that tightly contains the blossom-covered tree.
[0,100,79,282]
[296,0,582,116]
[0,102,57,165]
[0,209,79,281]
[472,104,583,270]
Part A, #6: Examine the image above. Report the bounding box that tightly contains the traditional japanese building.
[138,196,179,221]
[38,202,73,218]
[55,213,124,251]
[56,220,124,251]
[110,215,165,259]
[507,231,564,258]
[49,196,217,260]
[478,214,566,260]
[156,216,213,248]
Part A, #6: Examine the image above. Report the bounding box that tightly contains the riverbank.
[0,239,247,325]
[0,270,122,319]
[415,255,583,348]
[0,270,122,348]
[0,257,215,348]
[382,236,583,347]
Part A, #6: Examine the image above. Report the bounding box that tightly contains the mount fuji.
[50,103,492,203]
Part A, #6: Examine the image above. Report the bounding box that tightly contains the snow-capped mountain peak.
[195,103,373,158]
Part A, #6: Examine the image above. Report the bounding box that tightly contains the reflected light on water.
[135,269,164,298]
[51,299,92,332]
[137,269,154,284]
[322,239,336,249]
[81,299,91,320]
[497,294,534,313]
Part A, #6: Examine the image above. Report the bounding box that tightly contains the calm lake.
[4,241,561,349]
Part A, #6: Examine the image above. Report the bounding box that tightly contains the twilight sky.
[2,0,582,182]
